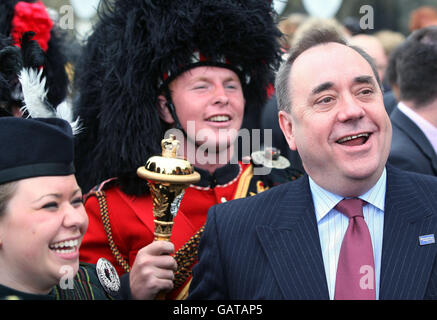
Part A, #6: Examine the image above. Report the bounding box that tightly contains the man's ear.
[157,95,175,124]
[278,110,297,151]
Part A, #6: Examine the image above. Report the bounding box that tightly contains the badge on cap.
[251,147,290,169]
[419,234,435,246]
[96,258,121,294]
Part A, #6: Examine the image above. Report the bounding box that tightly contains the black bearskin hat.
[74,0,282,195]
[0,31,45,115]
[0,0,69,110]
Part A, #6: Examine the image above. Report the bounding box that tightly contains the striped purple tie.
[334,198,376,300]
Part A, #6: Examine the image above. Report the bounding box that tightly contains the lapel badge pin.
[419,234,435,246]
[96,258,121,294]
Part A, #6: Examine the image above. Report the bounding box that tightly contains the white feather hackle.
[56,100,83,135]
[19,68,54,117]
[18,68,82,135]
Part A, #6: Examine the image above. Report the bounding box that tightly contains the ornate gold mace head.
[137,134,200,241]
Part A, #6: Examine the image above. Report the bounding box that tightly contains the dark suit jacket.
[389,107,437,176]
[188,166,437,299]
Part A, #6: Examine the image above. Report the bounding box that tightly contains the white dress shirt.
[309,168,386,300]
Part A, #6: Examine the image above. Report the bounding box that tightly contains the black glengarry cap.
[0,117,74,184]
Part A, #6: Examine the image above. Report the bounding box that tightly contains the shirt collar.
[309,167,387,223]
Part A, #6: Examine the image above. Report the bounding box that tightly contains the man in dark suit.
[388,26,437,177]
[188,28,437,300]
[382,41,405,116]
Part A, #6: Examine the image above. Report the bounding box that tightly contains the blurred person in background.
[374,30,406,58]
[277,13,308,54]
[349,34,388,90]
[409,6,437,32]
[290,17,350,48]
[388,26,437,176]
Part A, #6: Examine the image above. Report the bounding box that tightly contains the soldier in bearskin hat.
[74,0,303,300]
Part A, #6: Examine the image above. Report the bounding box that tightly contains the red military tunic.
[79,161,299,299]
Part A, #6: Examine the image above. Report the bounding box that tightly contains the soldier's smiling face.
[160,66,245,151]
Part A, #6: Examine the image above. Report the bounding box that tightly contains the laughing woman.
[0,116,126,300]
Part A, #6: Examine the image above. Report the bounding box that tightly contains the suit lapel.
[391,108,437,175]
[256,176,329,299]
[380,166,437,299]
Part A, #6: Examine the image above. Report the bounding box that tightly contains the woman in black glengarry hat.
[0,116,125,300]
[0,34,157,300]
[0,29,124,299]
[0,115,166,300]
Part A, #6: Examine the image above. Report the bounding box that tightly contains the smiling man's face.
[279,42,392,196]
[163,66,245,151]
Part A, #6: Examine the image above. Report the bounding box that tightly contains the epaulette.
[250,147,291,170]
[84,177,119,202]
[251,148,304,179]
[248,148,305,192]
